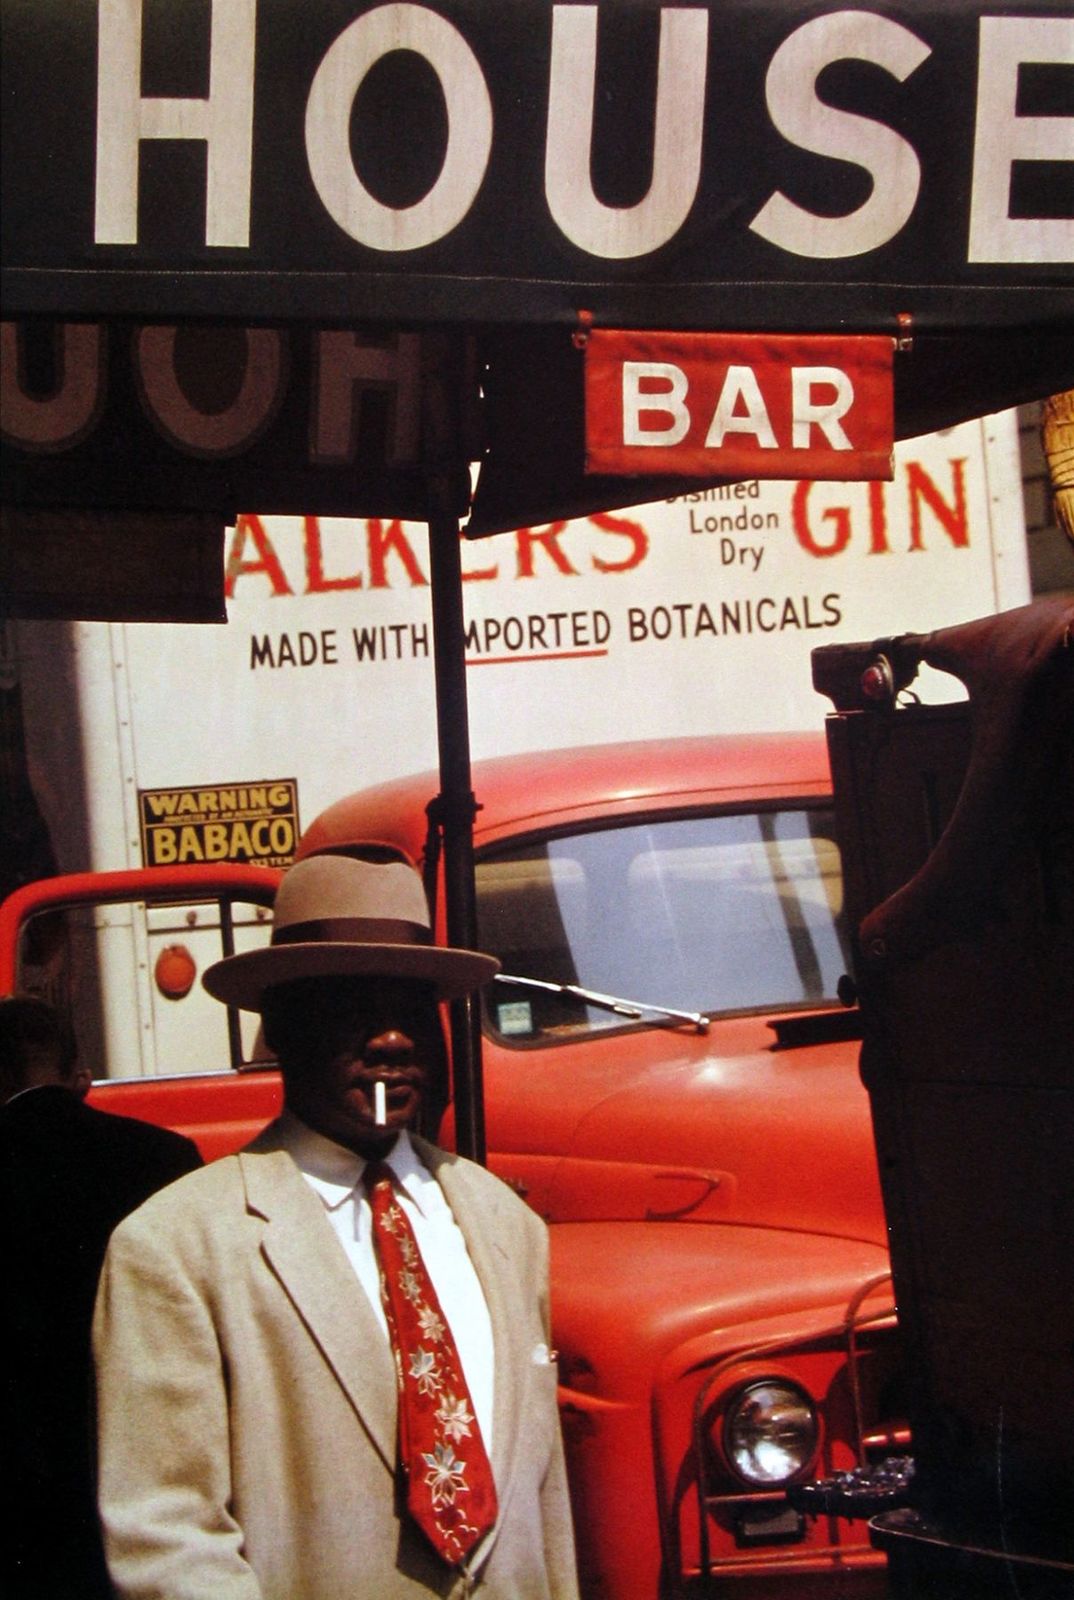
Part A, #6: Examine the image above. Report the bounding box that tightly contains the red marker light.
[154,944,197,1000]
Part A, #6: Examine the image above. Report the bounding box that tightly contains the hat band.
[273,917,433,948]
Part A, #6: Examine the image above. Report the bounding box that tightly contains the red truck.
[2,732,902,1598]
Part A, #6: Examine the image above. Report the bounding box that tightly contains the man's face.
[267,975,446,1156]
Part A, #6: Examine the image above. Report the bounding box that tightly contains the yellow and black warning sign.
[139,780,300,869]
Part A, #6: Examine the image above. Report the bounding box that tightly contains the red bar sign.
[585,330,894,481]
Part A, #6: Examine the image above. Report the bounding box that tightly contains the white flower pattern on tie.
[436,1393,475,1443]
[408,1346,444,1396]
[399,1267,424,1304]
[417,1303,446,1343]
[422,1441,470,1509]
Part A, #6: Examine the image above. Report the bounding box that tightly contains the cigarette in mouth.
[374,1079,387,1127]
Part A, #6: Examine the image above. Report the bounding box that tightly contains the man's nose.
[365,1027,414,1061]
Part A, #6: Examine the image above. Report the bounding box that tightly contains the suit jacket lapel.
[239,1135,398,1471]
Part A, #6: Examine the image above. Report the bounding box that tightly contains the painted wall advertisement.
[14,411,1030,874]
[78,411,1025,867]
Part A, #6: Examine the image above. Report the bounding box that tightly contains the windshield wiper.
[494,972,709,1033]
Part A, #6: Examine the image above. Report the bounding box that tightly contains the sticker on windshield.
[497,1001,534,1037]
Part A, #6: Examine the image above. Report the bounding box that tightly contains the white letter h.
[95,0,256,246]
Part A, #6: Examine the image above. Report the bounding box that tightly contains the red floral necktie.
[364,1161,499,1566]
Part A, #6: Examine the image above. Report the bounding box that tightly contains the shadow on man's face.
[263,975,449,1155]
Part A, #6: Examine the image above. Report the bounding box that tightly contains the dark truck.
[802,597,1074,1599]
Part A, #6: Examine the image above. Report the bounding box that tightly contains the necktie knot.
[363,1158,394,1195]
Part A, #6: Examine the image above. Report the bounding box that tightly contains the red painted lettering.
[226,514,293,597]
[589,511,649,573]
[906,458,969,549]
[304,515,362,592]
[367,519,428,588]
[791,481,852,557]
[515,524,577,578]
[868,481,890,553]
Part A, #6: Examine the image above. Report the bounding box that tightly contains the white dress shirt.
[276,1112,496,1451]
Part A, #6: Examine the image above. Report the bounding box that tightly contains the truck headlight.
[723,1380,819,1487]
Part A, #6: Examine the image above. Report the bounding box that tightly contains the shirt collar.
[2,1081,75,1108]
[277,1111,429,1214]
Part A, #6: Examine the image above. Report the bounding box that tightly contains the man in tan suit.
[93,856,578,1600]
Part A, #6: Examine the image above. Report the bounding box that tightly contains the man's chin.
[355,1127,401,1159]
[293,1105,403,1158]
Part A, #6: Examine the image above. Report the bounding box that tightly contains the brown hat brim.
[202,941,500,1012]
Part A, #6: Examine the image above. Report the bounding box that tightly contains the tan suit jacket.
[93,1127,578,1600]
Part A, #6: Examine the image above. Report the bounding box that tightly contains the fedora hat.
[202,855,499,1012]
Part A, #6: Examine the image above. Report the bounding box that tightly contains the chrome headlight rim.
[720,1376,820,1489]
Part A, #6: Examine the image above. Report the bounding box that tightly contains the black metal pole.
[426,479,486,1166]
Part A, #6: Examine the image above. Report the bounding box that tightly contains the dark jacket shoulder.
[0,1085,202,1222]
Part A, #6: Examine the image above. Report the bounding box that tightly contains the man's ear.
[71,1063,94,1100]
[260,1010,280,1054]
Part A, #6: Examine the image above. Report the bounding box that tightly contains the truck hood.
[549,1218,891,1400]
[542,1018,886,1247]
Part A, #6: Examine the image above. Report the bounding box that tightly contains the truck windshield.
[477,807,849,1042]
